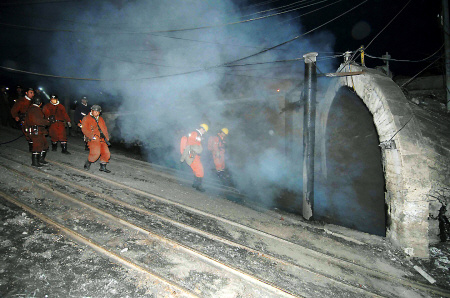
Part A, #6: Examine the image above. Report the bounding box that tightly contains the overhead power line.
[364,44,444,63]
[239,0,330,19]
[341,0,413,69]
[223,0,368,66]
[0,0,359,82]
[0,0,75,6]
[0,0,339,34]
[364,0,412,52]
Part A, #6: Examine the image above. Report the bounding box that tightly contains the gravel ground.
[0,128,449,297]
[0,197,169,297]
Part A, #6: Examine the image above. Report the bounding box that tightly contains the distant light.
[38,87,43,91]
[5,87,9,90]
[277,89,280,92]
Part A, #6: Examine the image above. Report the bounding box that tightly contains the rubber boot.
[99,163,111,173]
[39,151,48,165]
[195,177,205,192]
[31,153,42,167]
[28,142,33,153]
[192,177,199,188]
[84,160,92,170]
[52,142,58,151]
[61,142,71,154]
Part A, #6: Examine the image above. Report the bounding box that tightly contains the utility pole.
[443,0,450,111]
[302,52,318,220]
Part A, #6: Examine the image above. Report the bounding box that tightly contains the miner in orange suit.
[42,94,72,154]
[180,123,208,192]
[81,105,111,173]
[11,87,34,152]
[209,128,229,180]
[24,96,50,167]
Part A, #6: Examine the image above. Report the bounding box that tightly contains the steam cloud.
[2,0,338,210]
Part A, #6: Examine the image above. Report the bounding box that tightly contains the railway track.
[0,145,449,297]
[0,160,293,297]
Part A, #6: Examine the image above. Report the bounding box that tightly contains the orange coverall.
[24,105,50,152]
[187,130,204,178]
[42,101,71,142]
[211,134,225,171]
[11,96,32,141]
[81,114,111,163]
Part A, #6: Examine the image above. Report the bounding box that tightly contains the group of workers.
[4,84,232,192]
[180,123,230,192]
[7,86,111,173]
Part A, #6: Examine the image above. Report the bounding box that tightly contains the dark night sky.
[0,0,445,93]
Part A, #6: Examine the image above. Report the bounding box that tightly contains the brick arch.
[317,64,430,258]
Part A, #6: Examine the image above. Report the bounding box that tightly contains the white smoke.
[5,0,339,208]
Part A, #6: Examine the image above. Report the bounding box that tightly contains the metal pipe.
[442,0,450,111]
[302,52,318,220]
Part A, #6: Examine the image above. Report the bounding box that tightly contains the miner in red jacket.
[11,87,34,152]
[24,97,50,167]
[180,123,208,192]
[81,105,111,173]
[209,127,229,178]
[42,94,72,154]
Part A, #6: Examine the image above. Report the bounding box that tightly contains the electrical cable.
[384,113,414,143]
[0,62,297,82]
[340,0,412,71]
[0,0,334,35]
[0,0,342,54]
[364,44,444,63]
[0,46,344,81]
[240,0,329,18]
[277,0,342,25]
[0,0,75,6]
[400,54,444,88]
[222,0,368,66]
[223,58,303,67]
[0,0,358,82]
[364,0,412,52]
[0,133,24,145]
[229,0,284,14]
[384,54,447,142]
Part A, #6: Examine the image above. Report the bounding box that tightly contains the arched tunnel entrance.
[317,86,386,236]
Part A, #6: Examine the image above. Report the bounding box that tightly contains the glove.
[67,122,72,128]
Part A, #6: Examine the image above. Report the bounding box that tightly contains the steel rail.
[3,147,450,297]
[0,189,198,298]
[0,157,386,297]
[48,159,450,297]
[0,162,300,298]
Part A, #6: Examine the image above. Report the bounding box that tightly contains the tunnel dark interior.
[316,86,386,236]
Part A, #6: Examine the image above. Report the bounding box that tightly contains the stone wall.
[318,63,450,258]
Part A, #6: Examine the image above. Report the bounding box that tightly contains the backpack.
[207,136,215,151]
[180,135,188,155]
